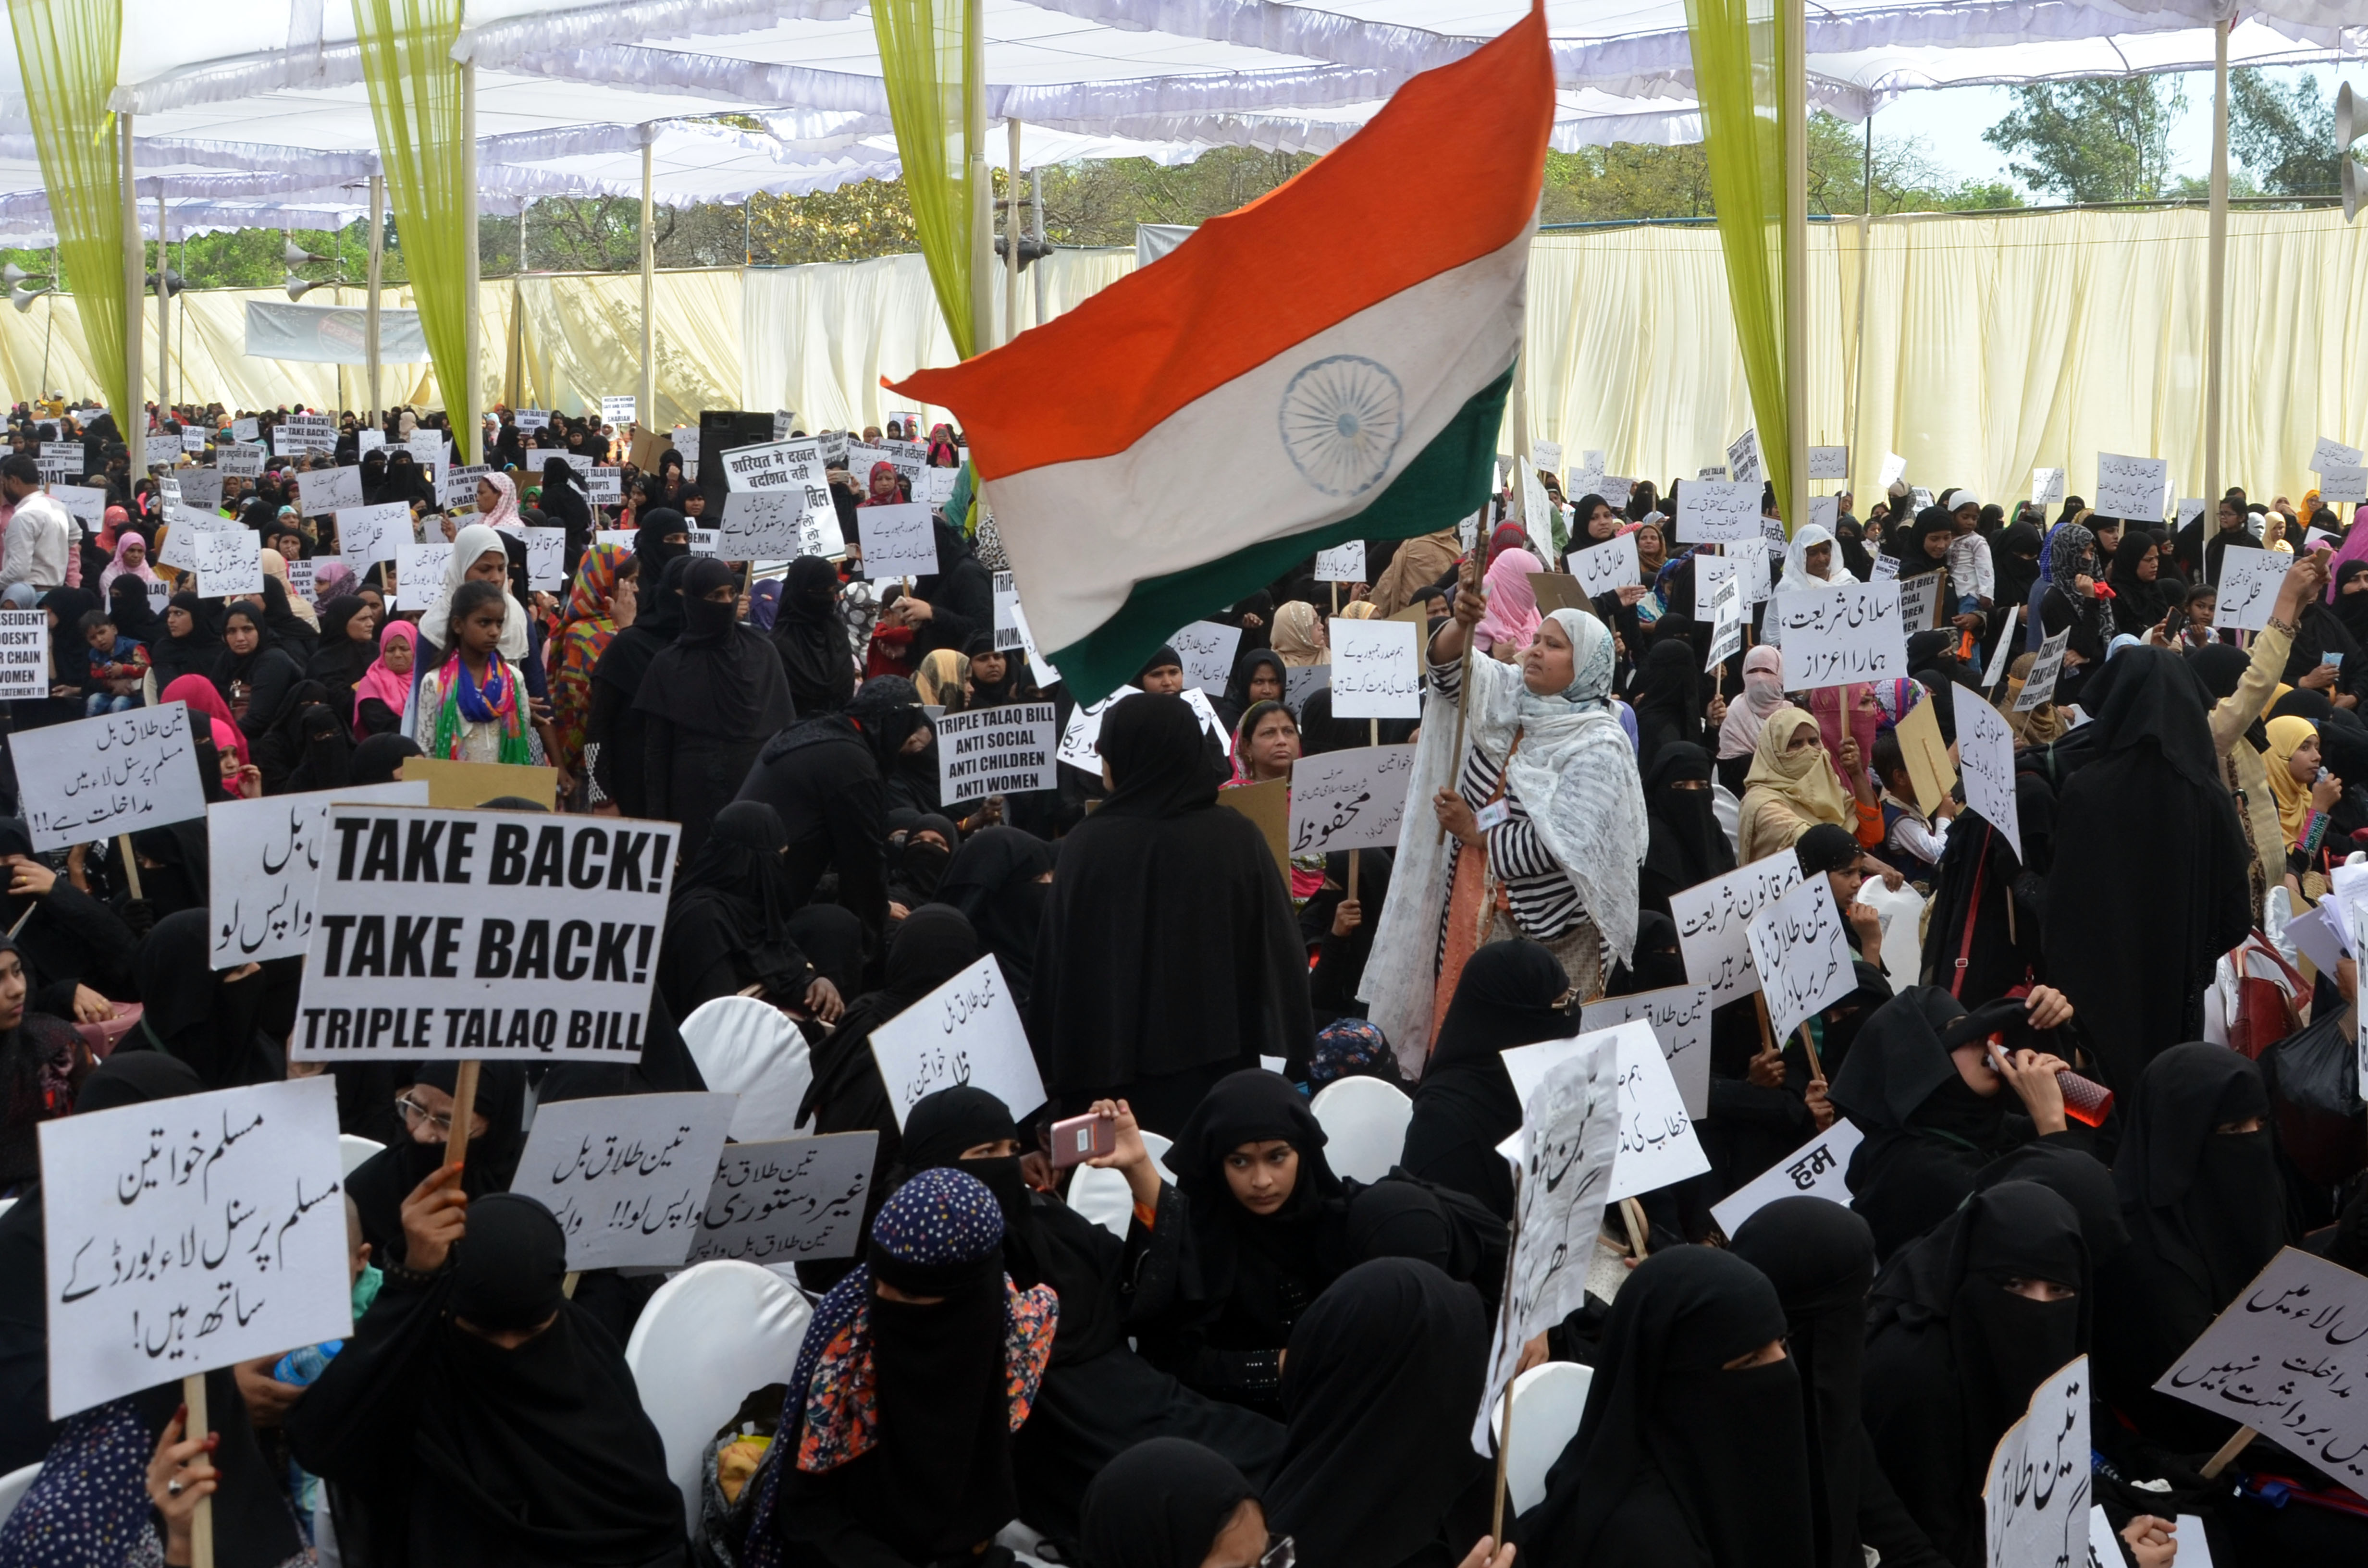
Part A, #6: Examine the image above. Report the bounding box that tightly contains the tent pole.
[2204,19,2229,511]
[462,63,481,463]
[1031,167,1046,329]
[367,174,385,423]
[154,194,168,418]
[1782,0,1808,532]
[966,0,992,354]
[640,128,656,430]
[1005,117,1022,345]
[120,111,143,472]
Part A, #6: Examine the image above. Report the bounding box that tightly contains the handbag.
[2224,932,2305,1061]
[71,1001,143,1057]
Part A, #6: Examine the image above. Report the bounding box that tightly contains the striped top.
[1431,656,1586,940]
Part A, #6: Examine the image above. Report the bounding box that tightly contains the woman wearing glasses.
[342,1061,528,1266]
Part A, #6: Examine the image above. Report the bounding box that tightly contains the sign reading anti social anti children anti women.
[292,805,677,1061]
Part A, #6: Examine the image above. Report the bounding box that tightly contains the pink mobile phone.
[1050,1112,1118,1168]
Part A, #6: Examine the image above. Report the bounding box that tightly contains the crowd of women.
[0,396,2364,1568]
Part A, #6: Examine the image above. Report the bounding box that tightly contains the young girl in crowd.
[417,580,539,763]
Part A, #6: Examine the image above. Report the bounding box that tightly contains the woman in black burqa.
[1728,1200,1949,1568]
[1262,1258,1491,1568]
[1637,742,1735,919]
[1398,941,1579,1222]
[588,555,688,819]
[894,1086,1284,1548]
[1518,1246,1818,1568]
[285,1191,685,1567]
[1078,1439,1259,1568]
[656,799,860,1024]
[1860,1182,2090,1567]
[771,555,857,716]
[341,1061,529,1264]
[1029,694,1311,1132]
[634,557,795,867]
[126,907,283,1088]
[933,826,1055,1011]
[2042,648,2251,1092]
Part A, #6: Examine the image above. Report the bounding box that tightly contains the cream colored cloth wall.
[1,211,2359,511]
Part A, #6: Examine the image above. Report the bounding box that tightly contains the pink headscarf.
[477,470,522,532]
[162,674,248,766]
[1808,684,1879,790]
[99,533,159,597]
[1473,547,1542,654]
[352,619,417,733]
[1717,645,1787,760]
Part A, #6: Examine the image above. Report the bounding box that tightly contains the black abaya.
[635,558,796,868]
[770,555,856,716]
[1638,742,1735,918]
[342,1061,529,1265]
[128,907,281,1087]
[934,827,1054,1010]
[1399,941,1579,1222]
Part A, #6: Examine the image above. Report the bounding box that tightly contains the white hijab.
[419,522,529,661]
[1777,523,1856,595]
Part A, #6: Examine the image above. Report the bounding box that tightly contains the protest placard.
[1567,450,1606,499]
[1709,1119,1866,1236]
[393,541,451,612]
[279,413,336,453]
[232,416,260,443]
[157,514,215,573]
[39,1076,350,1419]
[596,528,639,553]
[1981,608,2023,688]
[0,609,45,700]
[294,465,363,514]
[1985,1357,2093,1568]
[193,527,264,599]
[1283,663,1330,714]
[507,1091,740,1272]
[1180,686,1232,754]
[603,394,637,425]
[336,502,410,571]
[1172,620,1245,695]
[687,1131,879,1265]
[1726,429,1763,485]
[215,442,264,478]
[937,702,1058,803]
[1670,851,1802,1005]
[2213,547,2284,630]
[1807,446,1849,480]
[208,783,433,967]
[855,502,937,579]
[1526,573,1592,615]
[1956,691,2022,863]
[15,703,207,852]
[2094,453,2168,521]
[1748,875,1856,1040]
[510,526,564,591]
[1808,494,1838,533]
[1582,983,1714,1119]
[915,466,958,508]
[1897,568,1946,634]
[1057,686,1139,772]
[1877,452,1908,489]
[1675,478,1762,543]
[2175,497,2208,532]
[2319,463,2368,506]
[1599,477,1635,510]
[1313,541,1366,584]
[721,491,837,560]
[290,804,677,1062]
[992,572,1023,651]
[1530,438,1563,477]
[407,429,444,470]
[2031,467,2067,507]
[2151,1247,2368,1486]
[1327,616,1421,719]
[184,428,215,454]
[2311,436,2365,473]
[1504,1019,1712,1202]
[1472,1040,1620,1452]
[1894,695,1955,817]
[587,466,623,504]
[514,409,551,432]
[399,757,559,810]
[2015,628,2072,712]
[1571,531,1638,597]
[1287,744,1417,856]
[868,955,1047,1128]
[1770,580,1906,686]
[1695,551,1736,611]
[716,436,814,492]
[440,464,491,511]
[1704,570,1744,672]
[47,484,105,534]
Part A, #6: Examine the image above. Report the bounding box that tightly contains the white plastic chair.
[0,1461,39,1528]
[338,1134,384,1177]
[624,1261,814,1536]
[1309,1075,1414,1184]
[1712,782,1741,858]
[1496,1360,1594,1515]
[1068,1134,1177,1239]
[680,995,812,1142]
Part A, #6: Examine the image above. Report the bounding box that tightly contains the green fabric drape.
[1685,0,1797,530]
[11,0,129,420]
[871,0,975,359]
[351,0,471,444]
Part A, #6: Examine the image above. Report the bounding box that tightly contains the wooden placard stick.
[1488,1164,1525,1544]
[1437,550,1483,845]
[116,833,144,901]
[2199,1423,2256,1481]
[184,1371,214,1568]
[443,1060,482,1170]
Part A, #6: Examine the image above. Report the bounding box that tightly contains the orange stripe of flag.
[889,0,1553,480]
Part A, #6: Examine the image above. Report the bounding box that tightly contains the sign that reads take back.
[292,806,677,1062]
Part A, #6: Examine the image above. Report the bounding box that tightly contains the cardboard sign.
[720,490,841,561]
[207,782,432,968]
[294,465,363,514]
[1526,572,1595,616]
[1984,1357,2093,1568]
[1499,1020,1706,1203]
[1286,743,1417,856]
[38,1076,350,1419]
[603,394,638,426]
[1283,663,1331,715]
[1171,619,1245,696]
[279,413,336,453]
[193,527,264,599]
[1876,452,1908,489]
[2318,462,2368,506]
[0,609,46,700]
[232,416,259,442]
[1894,695,1955,817]
[2151,1247,2368,1486]
[2031,467,2067,507]
[1675,478,1762,544]
[1582,983,1714,1120]
[1313,541,1366,584]
[14,703,208,852]
[854,502,938,579]
[1748,874,1858,1040]
[1056,686,1140,773]
[507,1091,740,1272]
[49,483,107,527]
[2015,628,2072,713]
[936,702,1058,803]
[686,1131,879,1265]
[1956,691,2022,864]
[1726,429,1763,486]
[397,756,560,810]
[173,468,223,510]
[2309,436,2365,473]
[867,955,1048,1129]
[1669,852,1803,1005]
[1806,445,1849,480]
[1530,438,1563,477]
[1709,1118,1866,1237]
[336,502,411,570]
[1571,531,1639,597]
[1896,568,1945,634]
[393,541,451,612]
[2213,548,2284,630]
[1217,774,1293,881]
[992,571,1022,651]
[717,436,816,493]
[215,442,264,478]
[290,805,677,1062]
[1326,616,1421,720]
[2094,453,2169,521]
[1771,580,1906,687]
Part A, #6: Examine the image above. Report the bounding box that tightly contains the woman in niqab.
[1861,1183,2090,1567]
[1630,637,1710,776]
[1738,706,1858,862]
[1639,741,1735,917]
[934,826,1055,1010]
[1399,942,1579,1221]
[285,1192,685,1568]
[1519,1246,1817,1568]
[772,555,857,715]
[127,908,281,1088]
[1030,694,1312,1131]
[588,556,688,819]
[656,800,853,1023]
[1716,644,1788,795]
[633,557,795,865]
[341,1061,529,1263]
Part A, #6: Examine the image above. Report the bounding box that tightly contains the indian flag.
[888,2,1552,703]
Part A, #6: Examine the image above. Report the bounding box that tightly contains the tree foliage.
[2228,68,2358,197]
[1983,77,2185,203]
